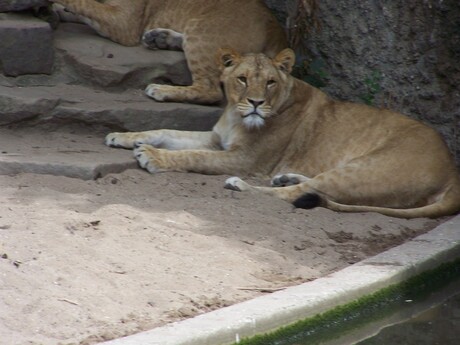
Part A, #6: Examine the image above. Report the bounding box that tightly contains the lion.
[105,48,460,219]
[49,0,287,104]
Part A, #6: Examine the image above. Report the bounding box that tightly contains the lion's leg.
[144,24,223,104]
[224,174,316,204]
[226,150,441,210]
[133,145,251,175]
[225,177,318,202]
[105,130,216,150]
[271,173,311,187]
[145,78,222,104]
[50,0,144,46]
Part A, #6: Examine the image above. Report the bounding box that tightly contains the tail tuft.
[293,193,321,209]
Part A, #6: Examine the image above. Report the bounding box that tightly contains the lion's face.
[218,48,296,129]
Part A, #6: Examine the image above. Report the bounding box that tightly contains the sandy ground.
[0,134,443,344]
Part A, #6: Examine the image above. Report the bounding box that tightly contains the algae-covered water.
[234,259,460,345]
[358,284,460,345]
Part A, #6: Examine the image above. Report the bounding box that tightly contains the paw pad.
[271,174,301,187]
[142,28,183,51]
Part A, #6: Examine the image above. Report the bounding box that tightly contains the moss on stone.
[234,258,460,345]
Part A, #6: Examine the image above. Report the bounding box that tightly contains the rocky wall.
[265,0,459,165]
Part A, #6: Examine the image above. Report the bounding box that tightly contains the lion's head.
[217,48,296,129]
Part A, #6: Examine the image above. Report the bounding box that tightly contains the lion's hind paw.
[142,28,183,51]
[224,177,249,192]
[271,173,309,187]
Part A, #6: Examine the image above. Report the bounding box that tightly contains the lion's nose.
[247,98,264,108]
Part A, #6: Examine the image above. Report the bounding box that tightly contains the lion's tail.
[294,180,460,219]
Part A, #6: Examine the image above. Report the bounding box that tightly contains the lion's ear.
[217,48,241,70]
[274,48,296,74]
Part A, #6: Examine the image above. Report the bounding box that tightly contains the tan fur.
[50,0,287,104]
[105,48,460,219]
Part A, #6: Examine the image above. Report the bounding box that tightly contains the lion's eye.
[237,76,247,85]
[267,79,276,87]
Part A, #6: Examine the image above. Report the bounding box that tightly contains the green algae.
[233,258,460,345]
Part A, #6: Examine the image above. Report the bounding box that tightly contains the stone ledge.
[0,127,137,180]
[0,13,53,76]
[54,23,192,88]
[0,84,222,131]
[0,0,49,12]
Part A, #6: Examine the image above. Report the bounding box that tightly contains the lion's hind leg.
[50,0,144,46]
[142,28,184,51]
[225,176,322,209]
[271,173,310,187]
[225,148,453,218]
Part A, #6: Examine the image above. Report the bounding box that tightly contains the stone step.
[0,127,137,180]
[0,0,49,12]
[0,13,54,76]
[0,14,222,180]
[0,16,192,89]
[0,84,222,131]
[54,23,193,89]
[0,19,221,131]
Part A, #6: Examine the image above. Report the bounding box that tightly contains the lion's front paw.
[133,144,163,173]
[145,84,172,102]
[224,177,250,192]
[105,132,135,149]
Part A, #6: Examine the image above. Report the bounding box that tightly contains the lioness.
[105,48,460,219]
[49,0,287,104]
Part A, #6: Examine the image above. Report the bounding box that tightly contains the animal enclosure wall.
[265,0,459,165]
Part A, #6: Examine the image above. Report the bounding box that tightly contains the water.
[295,274,460,345]
[235,260,460,345]
[304,278,460,345]
[357,282,460,345]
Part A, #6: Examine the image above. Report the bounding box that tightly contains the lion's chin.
[242,114,265,129]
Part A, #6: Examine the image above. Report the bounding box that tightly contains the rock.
[0,84,221,131]
[0,13,53,76]
[54,23,192,88]
[0,127,138,180]
[0,0,49,12]
[0,20,220,131]
[0,85,59,124]
[0,12,222,181]
[265,0,460,165]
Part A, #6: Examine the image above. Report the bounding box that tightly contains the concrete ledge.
[100,215,460,345]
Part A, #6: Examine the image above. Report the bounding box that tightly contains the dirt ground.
[0,133,443,344]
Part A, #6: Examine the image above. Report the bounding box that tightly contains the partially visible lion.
[49,0,287,104]
[105,48,460,219]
